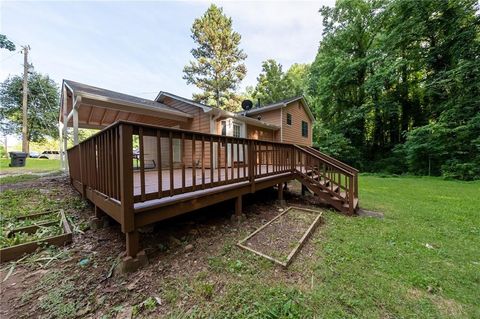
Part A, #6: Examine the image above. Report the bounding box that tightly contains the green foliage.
[252,60,309,105]
[0,224,63,248]
[0,145,6,158]
[183,4,247,111]
[0,72,60,143]
[0,34,15,51]
[0,158,61,174]
[307,0,480,180]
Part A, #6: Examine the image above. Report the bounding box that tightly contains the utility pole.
[21,45,30,154]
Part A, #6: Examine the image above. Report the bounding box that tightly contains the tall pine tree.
[183,4,247,112]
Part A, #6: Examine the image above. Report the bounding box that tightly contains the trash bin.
[9,152,28,167]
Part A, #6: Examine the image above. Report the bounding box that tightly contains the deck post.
[126,230,140,257]
[249,141,255,193]
[62,86,69,171]
[277,183,286,207]
[235,195,242,216]
[119,124,136,257]
[277,183,284,201]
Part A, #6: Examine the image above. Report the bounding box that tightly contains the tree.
[252,60,309,105]
[183,4,247,111]
[0,72,59,152]
[307,0,479,179]
[0,34,15,51]
[252,60,287,105]
[284,63,310,97]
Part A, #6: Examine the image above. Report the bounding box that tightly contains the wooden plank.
[243,141,246,179]
[126,230,139,258]
[235,195,242,216]
[119,124,134,233]
[210,137,214,187]
[236,139,240,179]
[192,134,196,190]
[217,139,221,183]
[237,207,323,267]
[168,132,174,196]
[224,137,228,183]
[139,127,146,201]
[181,133,185,192]
[283,208,323,266]
[201,136,205,189]
[157,130,162,197]
[0,210,73,263]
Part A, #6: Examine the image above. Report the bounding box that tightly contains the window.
[221,121,227,136]
[301,121,308,137]
[233,124,241,138]
[286,113,292,125]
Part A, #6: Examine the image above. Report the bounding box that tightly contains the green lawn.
[172,176,480,318]
[0,158,61,175]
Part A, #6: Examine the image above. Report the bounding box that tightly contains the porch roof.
[156,91,280,130]
[60,80,193,129]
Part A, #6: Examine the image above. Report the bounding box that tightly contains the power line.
[0,50,20,63]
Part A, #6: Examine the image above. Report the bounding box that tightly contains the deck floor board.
[133,164,291,196]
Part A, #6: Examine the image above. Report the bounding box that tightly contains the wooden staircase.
[293,146,359,215]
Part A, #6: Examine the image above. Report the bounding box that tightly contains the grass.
[167,176,480,318]
[0,158,61,175]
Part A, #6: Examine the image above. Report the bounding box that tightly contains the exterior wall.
[246,124,275,141]
[252,109,281,127]
[281,101,313,146]
[162,97,213,168]
[162,96,211,133]
[244,100,313,146]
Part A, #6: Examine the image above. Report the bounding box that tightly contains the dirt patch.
[0,178,327,318]
[357,208,384,219]
[241,208,321,263]
[432,295,464,317]
[406,288,464,317]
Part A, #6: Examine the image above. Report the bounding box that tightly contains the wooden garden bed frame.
[0,211,73,263]
[237,206,323,267]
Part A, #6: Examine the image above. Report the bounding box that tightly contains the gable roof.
[240,96,315,122]
[63,80,192,118]
[155,91,280,130]
[156,91,212,112]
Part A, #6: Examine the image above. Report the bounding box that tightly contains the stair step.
[342,198,359,211]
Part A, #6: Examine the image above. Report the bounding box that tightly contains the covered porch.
[59,80,193,169]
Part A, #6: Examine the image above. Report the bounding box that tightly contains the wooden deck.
[67,121,359,259]
[133,164,280,196]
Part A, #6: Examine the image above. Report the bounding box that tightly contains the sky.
[0,0,334,145]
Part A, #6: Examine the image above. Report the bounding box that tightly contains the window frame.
[301,121,308,138]
[232,123,241,138]
[221,120,227,136]
[286,113,292,126]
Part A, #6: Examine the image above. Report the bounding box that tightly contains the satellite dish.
[241,99,253,111]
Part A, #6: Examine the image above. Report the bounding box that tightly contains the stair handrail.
[298,145,359,174]
[293,145,355,177]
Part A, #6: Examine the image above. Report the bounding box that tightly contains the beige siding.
[253,109,282,127]
[281,101,312,146]
[163,97,213,167]
[162,97,211,133]
[246,125,275,141]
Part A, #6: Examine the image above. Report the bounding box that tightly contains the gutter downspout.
[280,105,284,142]
[210,111,222,170]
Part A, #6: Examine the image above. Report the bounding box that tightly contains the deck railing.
[293,145,357,213]
[67,121,295,204]
[67,121,358,218]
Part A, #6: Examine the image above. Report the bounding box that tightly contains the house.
[60,80,358,268]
